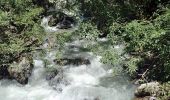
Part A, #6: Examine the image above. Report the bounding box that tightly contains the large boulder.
[135,82,160,97]
[7,57,34,84]
[54,57,90,66]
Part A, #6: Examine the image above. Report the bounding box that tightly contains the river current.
[0,16,135,100]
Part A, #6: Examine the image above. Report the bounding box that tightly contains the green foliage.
[154,7,170,29]
[73,22,99,40]
[113,7,170,81]
[76,0,169,32]
[100,49,120,65]
[122,20,162,53]
[158,82,170,100]
[0,0,45,65]
[55,31,73,46]
[0,10,9,26]
[124,57,142,76]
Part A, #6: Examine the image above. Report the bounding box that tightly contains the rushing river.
[0,16,135,100]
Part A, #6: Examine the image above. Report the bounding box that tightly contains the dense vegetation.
[0,0,45,65]
[0,0,170,99]
[75,0,170,82]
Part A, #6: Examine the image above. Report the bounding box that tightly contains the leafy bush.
[114,7,170,81]
[73,22,99,40]
[122,20,162,53]
[0,0,45,65]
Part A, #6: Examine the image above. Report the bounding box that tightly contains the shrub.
[0,0,45,65]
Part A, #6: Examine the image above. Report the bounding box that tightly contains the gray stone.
[46,69,59,80]
[7,57,33,84]
[135,82,160,97]
[54,57,90,66]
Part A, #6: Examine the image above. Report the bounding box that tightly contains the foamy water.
[0,16,135,100]
[0,46,135,100]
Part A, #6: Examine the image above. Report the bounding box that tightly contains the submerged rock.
[48,72,70,92]
[135,82,160,97]
[46,69,59,80]
[7,57,34,84]
[54,57,90,66]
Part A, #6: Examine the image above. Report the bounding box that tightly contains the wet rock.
[46,69,59,80]
[49,72,70,92]
[56,15,75,29]
[47,12,76,29]
[134,96,157,100]
[54,57,90,66]
[48,15,59,26]
[135,82,160,97]
[7,57,34,84]
[0,65,10,79]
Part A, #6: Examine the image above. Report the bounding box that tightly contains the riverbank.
[0,0,170,100]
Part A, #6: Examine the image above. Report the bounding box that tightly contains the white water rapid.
[0,16,135,100]
[0,41,135,100]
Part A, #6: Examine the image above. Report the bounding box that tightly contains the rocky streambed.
[0,40,136,100]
